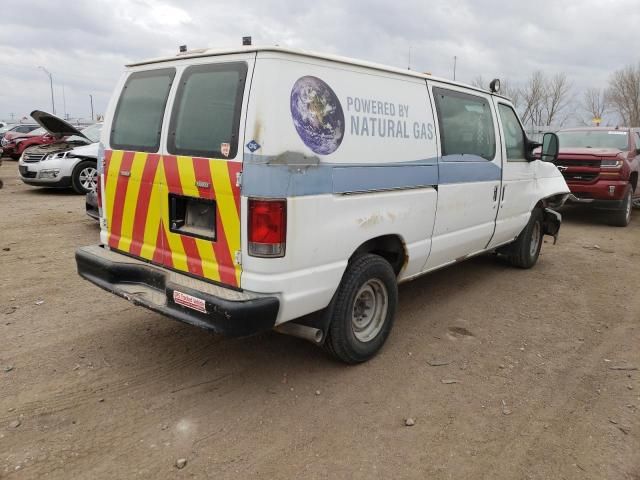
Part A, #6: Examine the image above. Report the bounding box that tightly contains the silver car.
[18,113,101,194]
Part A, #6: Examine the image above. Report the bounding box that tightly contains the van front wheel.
[508,208,544,269]
[324,254,398,364]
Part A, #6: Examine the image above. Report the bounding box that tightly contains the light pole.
[453,56,457,81]
[61,83,68,119]
[38,66,55,114]
[89,94,94,121]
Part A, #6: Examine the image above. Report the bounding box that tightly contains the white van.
[76,46,569,363]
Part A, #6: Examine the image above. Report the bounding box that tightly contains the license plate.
[173,290,207,314]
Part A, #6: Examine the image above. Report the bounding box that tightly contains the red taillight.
[96,174,103,211]
[248,198,286,257]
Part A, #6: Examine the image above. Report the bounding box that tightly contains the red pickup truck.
[555,127,640,226]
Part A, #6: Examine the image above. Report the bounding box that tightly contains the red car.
[1,127,58,160]
[555,127,640,226]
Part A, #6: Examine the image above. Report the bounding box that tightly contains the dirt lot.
[0,159,638,480]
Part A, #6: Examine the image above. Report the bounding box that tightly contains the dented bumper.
[542,208,562,244]
[75,245,279,336]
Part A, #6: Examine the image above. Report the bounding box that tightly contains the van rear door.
[104,56,252,289]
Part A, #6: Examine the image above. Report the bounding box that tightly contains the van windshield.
[557,130,628,150]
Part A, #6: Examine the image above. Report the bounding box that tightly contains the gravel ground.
[0,159,638,479]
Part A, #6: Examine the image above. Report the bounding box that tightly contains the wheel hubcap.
[79,167,97,191]
[351,278,388,342]
[529,221,541,257]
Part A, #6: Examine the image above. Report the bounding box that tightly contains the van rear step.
[76,245,279,336]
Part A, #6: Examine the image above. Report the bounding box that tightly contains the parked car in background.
[1,123,40,144]
[2,127,60,159]
[555,127,640,226]
[18,111,102,193]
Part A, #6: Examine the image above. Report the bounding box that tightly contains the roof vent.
[179,45,187,53]
[242,36,252,46]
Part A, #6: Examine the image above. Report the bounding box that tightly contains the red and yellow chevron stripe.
[103,149,242,287]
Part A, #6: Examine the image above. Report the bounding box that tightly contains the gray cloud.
[1,0,639,123]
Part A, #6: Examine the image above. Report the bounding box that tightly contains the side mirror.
[541,132,559,163]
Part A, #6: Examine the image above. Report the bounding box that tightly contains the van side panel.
[242,53,439,322]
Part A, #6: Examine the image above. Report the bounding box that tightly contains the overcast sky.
[1,0,638,123]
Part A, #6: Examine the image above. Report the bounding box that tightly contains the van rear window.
[168,62,247,159]
[110,68,175,152]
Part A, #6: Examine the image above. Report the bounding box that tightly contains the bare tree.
[471,75,485,89]
[520,71,547,127]
[469,75,521,109]
[520,71,573,127]
[544,73,572,126]
[582,88,608,125]
[607,63,640,126]
[500,79,521,110]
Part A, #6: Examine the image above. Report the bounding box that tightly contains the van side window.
[111,68,175,152]
[433,87,496,161]
[168,62,247,159]
[497,104,526,162]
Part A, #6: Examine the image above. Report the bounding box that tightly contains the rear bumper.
[75,245,279,336]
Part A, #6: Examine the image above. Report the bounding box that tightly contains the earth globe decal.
[290,76,345,155]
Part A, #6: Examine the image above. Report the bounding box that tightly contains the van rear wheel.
[324,254,397,364]
[507,208,544,269]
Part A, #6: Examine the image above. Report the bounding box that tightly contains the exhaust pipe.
[275,322,324,344]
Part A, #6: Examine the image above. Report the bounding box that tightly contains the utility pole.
[9,113,15,121]
[408,46,412,70]
[62,83,68,119]
[38,66,55,114]
[89,94,94,122]
[453,56,457,81]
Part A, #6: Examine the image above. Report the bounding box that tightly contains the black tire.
[71,160,98,194]
[508,208,544,269]
[609,185,632,227]
[10,154,20,161]
[324,254,398,364]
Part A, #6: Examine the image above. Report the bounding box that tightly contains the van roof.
[127,45,511,101]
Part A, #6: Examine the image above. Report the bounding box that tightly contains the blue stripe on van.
[439,158,501,184]
[332,164,438,194]
[241,154,501,197]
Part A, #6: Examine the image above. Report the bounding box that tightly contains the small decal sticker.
[221,143,231,157]
[173,290,207,314]
[246,140,261,152]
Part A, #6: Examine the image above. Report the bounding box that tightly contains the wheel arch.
[349,234,408,277]
[629,171,638,194]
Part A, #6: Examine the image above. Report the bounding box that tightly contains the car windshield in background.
[67,123,102,143]
[557,130,629,150]
[29,127,46,136]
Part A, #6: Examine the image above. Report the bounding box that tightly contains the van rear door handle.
[493,185,498,201]
[501,185,507,201]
